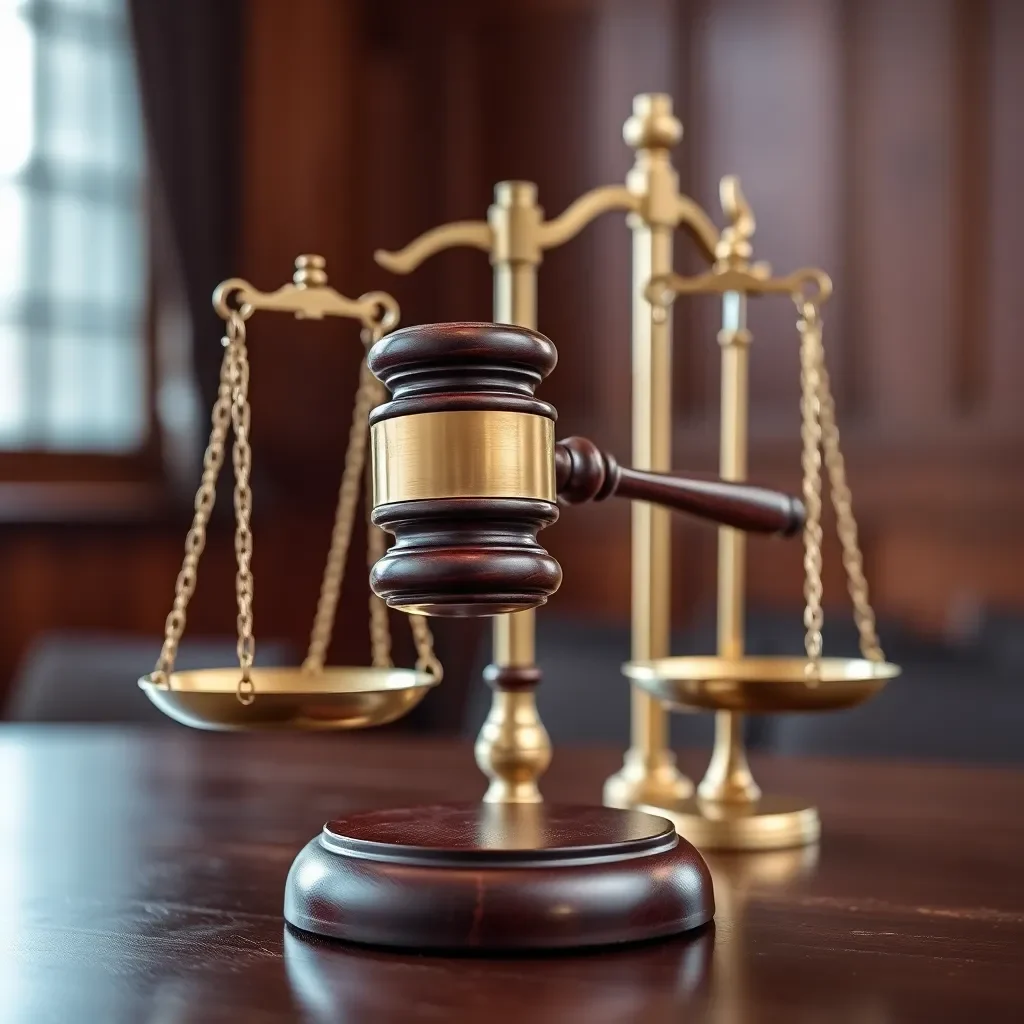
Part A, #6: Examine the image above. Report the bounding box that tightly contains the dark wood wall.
[2,0,1022,706]
[329,0,1024,636]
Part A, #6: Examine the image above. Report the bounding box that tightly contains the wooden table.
[1,728,1022,1022]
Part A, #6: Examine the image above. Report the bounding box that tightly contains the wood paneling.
[852,0,959,425]
[4,0,1023,708]
[360,0,1024,637]
[688,0,848,419]
[987,0,1024,423]
[240,0,363,487]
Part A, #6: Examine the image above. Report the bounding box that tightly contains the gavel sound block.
[284,323,803,952]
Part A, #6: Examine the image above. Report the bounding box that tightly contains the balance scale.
[136,94,898,951]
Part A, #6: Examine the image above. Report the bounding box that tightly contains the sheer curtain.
[0,0,147,452]
[128,0,243,474]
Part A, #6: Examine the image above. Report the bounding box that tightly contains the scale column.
[476,181,552,804]
[605,93,694,810]
[698,291,762,803]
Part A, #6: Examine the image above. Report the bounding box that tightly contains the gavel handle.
[554,436,804,537]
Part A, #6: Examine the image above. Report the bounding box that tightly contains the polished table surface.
[1,727,1022,1023]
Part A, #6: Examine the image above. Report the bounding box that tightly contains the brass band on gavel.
[371,411,556,507]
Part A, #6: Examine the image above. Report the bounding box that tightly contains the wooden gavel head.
[368,323,561,616]
[367,323,804,617]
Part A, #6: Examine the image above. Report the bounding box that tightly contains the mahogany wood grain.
[371,497,562,616]
[284,802,714,949]
[1,728,1022,1022]
[366,320,558,426]
[555,436,804,536]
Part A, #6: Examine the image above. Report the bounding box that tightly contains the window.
[0,0,147,454]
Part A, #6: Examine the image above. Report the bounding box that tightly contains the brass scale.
[140,94,899,854]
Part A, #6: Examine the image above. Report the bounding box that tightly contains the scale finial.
[623,93,683,151]
[293,254,328,288]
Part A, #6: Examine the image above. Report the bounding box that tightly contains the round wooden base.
[284,803,714,951]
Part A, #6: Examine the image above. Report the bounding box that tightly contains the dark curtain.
[128,0,244,422]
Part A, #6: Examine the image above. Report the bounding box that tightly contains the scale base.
[284,802,714,951]
[640,795,821,851]
[603,748,695,810]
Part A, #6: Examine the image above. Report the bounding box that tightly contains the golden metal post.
[376,179,641,804]
[487,182,542,797]
[480,182,545,804]
[604,94,719,811]
[698,289,762,805]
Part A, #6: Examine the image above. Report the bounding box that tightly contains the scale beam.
[213,254,400,332]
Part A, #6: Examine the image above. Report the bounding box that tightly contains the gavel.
[367,323,803,617]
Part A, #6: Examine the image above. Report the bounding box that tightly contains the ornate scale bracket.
[138,255,441,732]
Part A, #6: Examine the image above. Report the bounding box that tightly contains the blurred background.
[0,0,1021,761]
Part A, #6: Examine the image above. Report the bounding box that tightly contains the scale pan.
[622,656,900,713]
[139,666,438,731]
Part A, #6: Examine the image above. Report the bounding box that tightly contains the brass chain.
[410,612,443,681]
[363,341,394,669]
[366,481,394,669]
[795,298,885,671]
[157,305,443,693]
[152,336,237,685]
[304,324,443,681]
[815,350,884,662]
[303,357,385,672]
[227,311,256,704]
[797,301,825,679]
[362,348,441,679]
[153,310,256,705]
